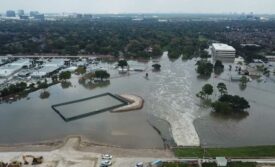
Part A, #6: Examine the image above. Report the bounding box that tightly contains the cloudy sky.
[0,0,274,14]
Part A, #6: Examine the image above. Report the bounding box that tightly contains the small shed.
[216,157,227,167]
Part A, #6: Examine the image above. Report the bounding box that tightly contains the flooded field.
[194,76,275,147]
[1,53,275,148]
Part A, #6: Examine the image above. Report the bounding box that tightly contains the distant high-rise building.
[212,43,236,63]
[17,10,24,16]
[30,11,39,17]
[83,14,93,19]
[6,10,16,17]
[20,15,29,20]
[76,14,83,19]
[34,14,45,20]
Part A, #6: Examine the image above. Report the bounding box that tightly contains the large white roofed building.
[212,43,236,63]
[0,59,31,78]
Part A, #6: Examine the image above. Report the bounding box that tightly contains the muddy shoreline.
[0,135,174,158]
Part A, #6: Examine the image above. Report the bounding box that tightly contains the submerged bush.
[39,90,50,99]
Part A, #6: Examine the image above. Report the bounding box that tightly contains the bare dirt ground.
[0,136,174,167]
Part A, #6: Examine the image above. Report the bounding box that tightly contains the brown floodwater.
[1,54,275,148]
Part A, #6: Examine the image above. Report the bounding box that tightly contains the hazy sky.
[0,0,274,14]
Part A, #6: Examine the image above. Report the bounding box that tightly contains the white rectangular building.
[212,43,236,63]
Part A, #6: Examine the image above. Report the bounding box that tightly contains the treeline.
[0,82,27,97]
[1,19,274,59]
[0,19,216,58]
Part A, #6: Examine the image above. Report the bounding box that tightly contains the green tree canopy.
[217,94,250,113]
[59,71,71,80]
[217,82,227,95]
[214,60,224,75]
[118,60,128,68]
[95,70,110,80]
[152,63,161,71]
[240,76,249,86]
[75,66,86,75]
[196,60,213,77]
[197,83,213,100]
[0,82,27,97]
[40,90,50,99]
[212,101,233,114]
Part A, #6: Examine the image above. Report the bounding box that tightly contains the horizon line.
[1,11,275,15]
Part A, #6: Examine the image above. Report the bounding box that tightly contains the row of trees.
[196,60,225,77]
[0,82,27,97]
[1,19,274,60]
[0,71,73,98]
[0,19,212,59]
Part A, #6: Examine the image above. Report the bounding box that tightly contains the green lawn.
[174,145,275,158]
[228,162,257,167]
[162,162,256,167]
[201,162,257,167]
[201,163,217,167]
[162,162,199,167]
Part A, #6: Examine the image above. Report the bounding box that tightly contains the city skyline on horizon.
[0,0,274,14]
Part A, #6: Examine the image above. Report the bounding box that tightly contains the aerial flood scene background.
[1,8,275,166]
[1,52,275,149]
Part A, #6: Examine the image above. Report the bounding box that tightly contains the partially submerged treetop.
[196,60,213,77]
[95,70,110,80]
[118,60,128,68]
[59,71,71,81]
[152,63,161,71]
[217,82,227,95]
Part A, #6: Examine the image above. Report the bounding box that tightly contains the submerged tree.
[95,70,110,81]
[217,82,227,96]
[59,71,71,81]
[212,94,250,113]
[39,90,50,99]
[118,60,128,69]
[214,60,224,75]
[75,66,86,75]
[239,76,249,90]
[152,63,161,71]
[61,81,72,89]
[196,60,213,77]
[51,75,58,83]
[197,83,213,100]
[0,82,27,97]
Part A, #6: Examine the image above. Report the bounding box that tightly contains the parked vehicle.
[102,154,112,160]
[135,162,144,167]
[100,160,112,166]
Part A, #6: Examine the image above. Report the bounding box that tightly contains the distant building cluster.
[4,10,45,20]
[0,10,98,21]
